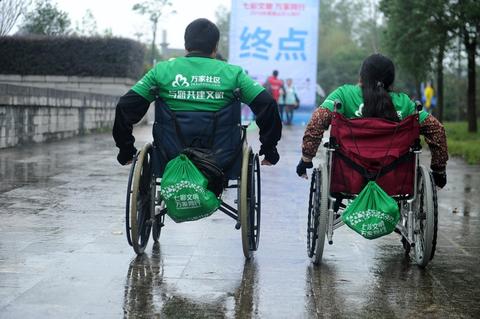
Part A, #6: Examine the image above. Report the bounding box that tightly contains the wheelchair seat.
[329,113,420,196]
[151,99,242,180]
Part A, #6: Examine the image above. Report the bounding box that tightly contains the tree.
[453,0,479,132]
[317,0,368,94]
[215,5,230,59]
[357,0,383,53]
[0,0,30,36]
[75,9,98,36]
[426,0,452,123]
[380,0,434,99]
[407,0,454,123]
[132,0,174,65]
[102,27,113,38]
[19,0,71,36]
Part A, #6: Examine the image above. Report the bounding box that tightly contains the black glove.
[296,159,313,177]
[117,146,137,165]
[259,145,280,165]
[432,170,447,188]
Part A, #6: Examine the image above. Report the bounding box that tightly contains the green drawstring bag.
[342,181,400,239]
[160,154,220,223]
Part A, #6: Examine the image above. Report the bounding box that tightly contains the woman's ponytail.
[360,54,399,122]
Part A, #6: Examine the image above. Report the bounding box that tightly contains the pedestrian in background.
[280,78,299,125]
[423,81,435,113]
[264,70,285,121]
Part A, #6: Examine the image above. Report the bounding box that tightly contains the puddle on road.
[0,134,114,194]
[123,244,262,319]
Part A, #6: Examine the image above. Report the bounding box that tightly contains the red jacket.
[265,76,283,102]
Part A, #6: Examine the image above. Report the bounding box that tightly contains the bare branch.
[0,0,30,36]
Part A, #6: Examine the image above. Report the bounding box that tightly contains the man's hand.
[259,145,279,165]
[432,170,447,188]
[117,147,137,165]
[296,158,313,179]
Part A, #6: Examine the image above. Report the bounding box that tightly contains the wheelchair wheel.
[127,143,154,255]
[249,154,261,250]
[239,146,261,259]
[307,164,329,265]
[412,165,438,267]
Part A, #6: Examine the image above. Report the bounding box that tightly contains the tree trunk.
[436,44,445,123]
[465,35,477,132]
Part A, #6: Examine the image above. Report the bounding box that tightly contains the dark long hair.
[359,54,400,122]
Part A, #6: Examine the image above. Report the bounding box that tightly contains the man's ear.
[211,43,219,58]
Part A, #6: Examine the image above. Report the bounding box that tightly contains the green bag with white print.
[342,181,400,239]
[160,154,220,223]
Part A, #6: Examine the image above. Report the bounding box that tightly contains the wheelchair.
[307,102,438,268]
[125,93,261,259]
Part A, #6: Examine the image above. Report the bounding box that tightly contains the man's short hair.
[184,18,220,54]
[273,70,279,77]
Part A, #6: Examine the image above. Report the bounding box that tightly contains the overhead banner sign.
[229,0,319,108]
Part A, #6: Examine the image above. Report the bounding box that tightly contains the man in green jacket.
[113,18,282,166]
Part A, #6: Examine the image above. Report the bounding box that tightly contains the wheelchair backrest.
[329,113,420,196]
[151,99,242,179]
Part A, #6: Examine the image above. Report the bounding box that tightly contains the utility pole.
[151,16,158,66]
[160,29,169,59]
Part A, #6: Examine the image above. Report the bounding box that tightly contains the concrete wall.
[0,74,136,95]
[0,84,119,148]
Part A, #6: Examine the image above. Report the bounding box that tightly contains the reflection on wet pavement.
[0,125,479,318]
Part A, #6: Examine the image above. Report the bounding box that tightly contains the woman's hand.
[296,158,313,179]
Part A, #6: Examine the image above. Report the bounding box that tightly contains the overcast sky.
[48,0,230,48]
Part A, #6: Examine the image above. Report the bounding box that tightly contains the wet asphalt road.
[0,123,479,319]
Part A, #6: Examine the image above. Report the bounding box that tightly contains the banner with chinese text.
[229,0,319,108]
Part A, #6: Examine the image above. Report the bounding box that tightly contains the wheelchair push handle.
[149,86,160,98]
[415,100,423,112]
[334,100,342,112]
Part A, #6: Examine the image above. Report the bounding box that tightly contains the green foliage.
[451,0,480,132]
[74,9,98,37]
[0,36,146,78]
[317,1,368,95]
[132,0,172,24]
[381,0,479,131]
[444,122,480,164]
[20,0,71,36]
[380,0,434,96]
[443,70,468,121]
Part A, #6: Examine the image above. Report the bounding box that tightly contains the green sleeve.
[402,93,429,123]
[320,86,343,111]
[131,67,157,103]
[419,110,429,123]
[237,69,265,104]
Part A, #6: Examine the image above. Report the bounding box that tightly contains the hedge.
[0,36,145,79]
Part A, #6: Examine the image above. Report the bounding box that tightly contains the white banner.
[229,0,319,108]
